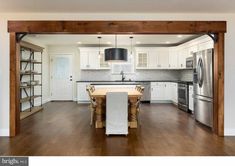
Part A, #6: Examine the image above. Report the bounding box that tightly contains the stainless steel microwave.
[186,57,194,69]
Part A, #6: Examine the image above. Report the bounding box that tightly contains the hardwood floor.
[1,102,235,156]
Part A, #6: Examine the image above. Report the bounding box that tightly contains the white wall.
[0,13,235,136]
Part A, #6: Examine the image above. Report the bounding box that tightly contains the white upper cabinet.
[177,46,188,69]
[198,40,213,51]
[99,52,110,69]
[80,51,90,69]
[79,47,110,70]
[136,47,169,69]
[188,45,198,57]
[88,50,99,69]
[156,48,169,69]
[136,51,148,69]
[148,51,157,69]
[169,47,178,69]
[177,43,198,69]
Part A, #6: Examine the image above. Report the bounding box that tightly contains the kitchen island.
[91,87,142,128]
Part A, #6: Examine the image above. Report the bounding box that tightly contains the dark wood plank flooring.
[1,102,235,156]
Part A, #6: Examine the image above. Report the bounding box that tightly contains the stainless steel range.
[178,82,188,112]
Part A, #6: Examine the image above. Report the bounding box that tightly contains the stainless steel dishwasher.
[138,82,151,102]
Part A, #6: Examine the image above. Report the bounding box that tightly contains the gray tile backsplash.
[80,69,192,81]
[179,70,194,82]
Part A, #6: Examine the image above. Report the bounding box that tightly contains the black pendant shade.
[104,48,128,62]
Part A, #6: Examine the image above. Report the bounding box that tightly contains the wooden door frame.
[8,21,226,136]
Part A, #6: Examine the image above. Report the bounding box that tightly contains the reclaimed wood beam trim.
[8,20,226,137]
[10,33,20,136]
[213,33,224,136]
[8,21,226,34]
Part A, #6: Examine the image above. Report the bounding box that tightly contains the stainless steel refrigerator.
[193,49,213,127]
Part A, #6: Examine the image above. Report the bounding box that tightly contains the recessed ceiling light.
[106,41,111,44]
[165,41,171,44]
[136,41,141,44]
[177,35,183,38]
[77,41,82,44]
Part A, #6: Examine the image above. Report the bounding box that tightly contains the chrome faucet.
[120,70,125,82]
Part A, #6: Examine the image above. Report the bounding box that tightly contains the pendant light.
[105,34,127,62]
[98,36,101,59]
[129,36,133,59]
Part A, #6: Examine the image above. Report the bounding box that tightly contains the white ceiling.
[25,34,199,46]
[0,0,234,13]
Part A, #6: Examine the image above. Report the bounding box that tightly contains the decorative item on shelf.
[20,82,28,87]
[27,80,39,86]
[20,70,27,74]
[105,34,127,62]
[25,70,31,74]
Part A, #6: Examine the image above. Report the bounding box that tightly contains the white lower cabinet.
[77,82,90,103]
[151,82,165,101]
[151,82,177,103]
[171,83,178,104]
[189,85,194,112]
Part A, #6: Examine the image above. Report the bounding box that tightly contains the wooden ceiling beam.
[8,21,226,34]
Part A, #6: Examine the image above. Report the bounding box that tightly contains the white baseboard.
[32,98,51,107]
[77,101,89,104]
[151,100,173,104]
[43,97,51,104]
[0,129,9,136]
[224,128,235,136]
